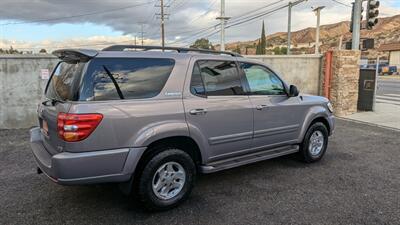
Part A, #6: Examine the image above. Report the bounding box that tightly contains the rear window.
[190,60,245,96]
[45,62,85,101]
[82,58,175,101]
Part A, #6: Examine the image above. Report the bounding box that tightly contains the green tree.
[273,47,281,55]
[39,48,47,54]
[256,21,267,55]
[190,38,213,49]
[280,47,287,54]
[1,46,21,54]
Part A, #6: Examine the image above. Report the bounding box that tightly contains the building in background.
[379,42,400,68]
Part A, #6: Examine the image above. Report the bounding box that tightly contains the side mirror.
[289,85,299,97]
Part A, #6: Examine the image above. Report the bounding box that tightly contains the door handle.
[189,109,207,115]
[256,104,268,110]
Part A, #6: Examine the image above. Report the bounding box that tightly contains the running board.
[200,145,299,173]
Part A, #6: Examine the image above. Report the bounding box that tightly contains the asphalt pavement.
[1,119,400,225]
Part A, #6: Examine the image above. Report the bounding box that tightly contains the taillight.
[57,113,103,142]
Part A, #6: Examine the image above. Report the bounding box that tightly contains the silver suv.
[30,45,335,211]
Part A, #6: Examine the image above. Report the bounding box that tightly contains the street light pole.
[216,0,230,51]
[313,6,325,54]
[287,0,307,55]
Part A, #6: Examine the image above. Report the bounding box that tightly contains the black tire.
[299,122,329,163]
[137,147,196,211]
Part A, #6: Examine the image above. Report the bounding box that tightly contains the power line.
[177,1,299,47]
[187,0,219,24]
[228,0,284,24]
[0,1,156,26]
[331,0,352,8]
[226,3,288,29]
[169,0,284,44]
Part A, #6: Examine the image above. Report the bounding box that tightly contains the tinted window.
[241,63,286,95]
[46,61,85,101]
[190,63,206,96]
[194,60,244,96]
[85,58,175,101]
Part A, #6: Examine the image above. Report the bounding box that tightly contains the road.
[376,77,400,106]
[1,119,400,225]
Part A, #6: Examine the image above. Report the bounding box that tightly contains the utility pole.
[287,0,307,55]
[216,0,230,51]
[160,0,165,49]
[287,2,292,55]
[352,0,362,50]
[139,24,145,46]
[156,0,169,49]
[313,6,325,54]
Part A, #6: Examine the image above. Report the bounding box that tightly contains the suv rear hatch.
[38,50,96,155]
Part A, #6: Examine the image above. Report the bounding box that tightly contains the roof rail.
[102,45,242,57]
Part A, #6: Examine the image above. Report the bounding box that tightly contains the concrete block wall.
[0,55,58,129]
[246,55,323,95]
[0,54,323,129]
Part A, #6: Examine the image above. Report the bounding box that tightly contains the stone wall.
[322,50,361,117]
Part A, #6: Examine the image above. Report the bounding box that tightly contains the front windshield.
[45,61,86,101]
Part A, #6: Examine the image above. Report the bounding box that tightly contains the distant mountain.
[225,14,400,55]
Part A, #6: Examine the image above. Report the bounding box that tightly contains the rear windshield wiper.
[102,65,124,99]
[42,98,64,106]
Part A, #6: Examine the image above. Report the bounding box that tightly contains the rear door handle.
[256,104,268,110]
[189,109,207,115]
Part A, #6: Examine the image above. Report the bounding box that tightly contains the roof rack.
[102,45,242,57]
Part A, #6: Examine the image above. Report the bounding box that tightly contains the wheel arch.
[298,106,331,142]
[143,136,203,165]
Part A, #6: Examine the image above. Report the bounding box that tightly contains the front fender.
[298,105,330,142]
[131,120,190,147]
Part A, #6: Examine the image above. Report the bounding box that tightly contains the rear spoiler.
[52,49,98,63]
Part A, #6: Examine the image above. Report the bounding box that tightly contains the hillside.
[225,14,400,55]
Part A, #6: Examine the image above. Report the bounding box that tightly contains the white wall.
[245,55,323,95]
[389,51,400,68]
[0,55,58,129]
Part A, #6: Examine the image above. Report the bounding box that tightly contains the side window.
[192,60,244,96]
[190,63,206,96]
[240,63,286,95]
[85,58,175,101]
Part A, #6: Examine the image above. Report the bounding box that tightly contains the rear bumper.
[30,127,146,185]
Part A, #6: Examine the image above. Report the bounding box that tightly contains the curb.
[378,75,400,80]
[337,117,400,132]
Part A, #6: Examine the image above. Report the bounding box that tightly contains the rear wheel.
[137,148,196,211]
[299,122,329,163]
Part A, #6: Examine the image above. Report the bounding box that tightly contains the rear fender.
[131,121,190,147]
[130,121,209,164]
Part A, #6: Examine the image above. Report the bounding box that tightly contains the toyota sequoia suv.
[30,45,335,211]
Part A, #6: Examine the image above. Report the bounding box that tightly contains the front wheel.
[137,148,196,211]
[299,122,329,163]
